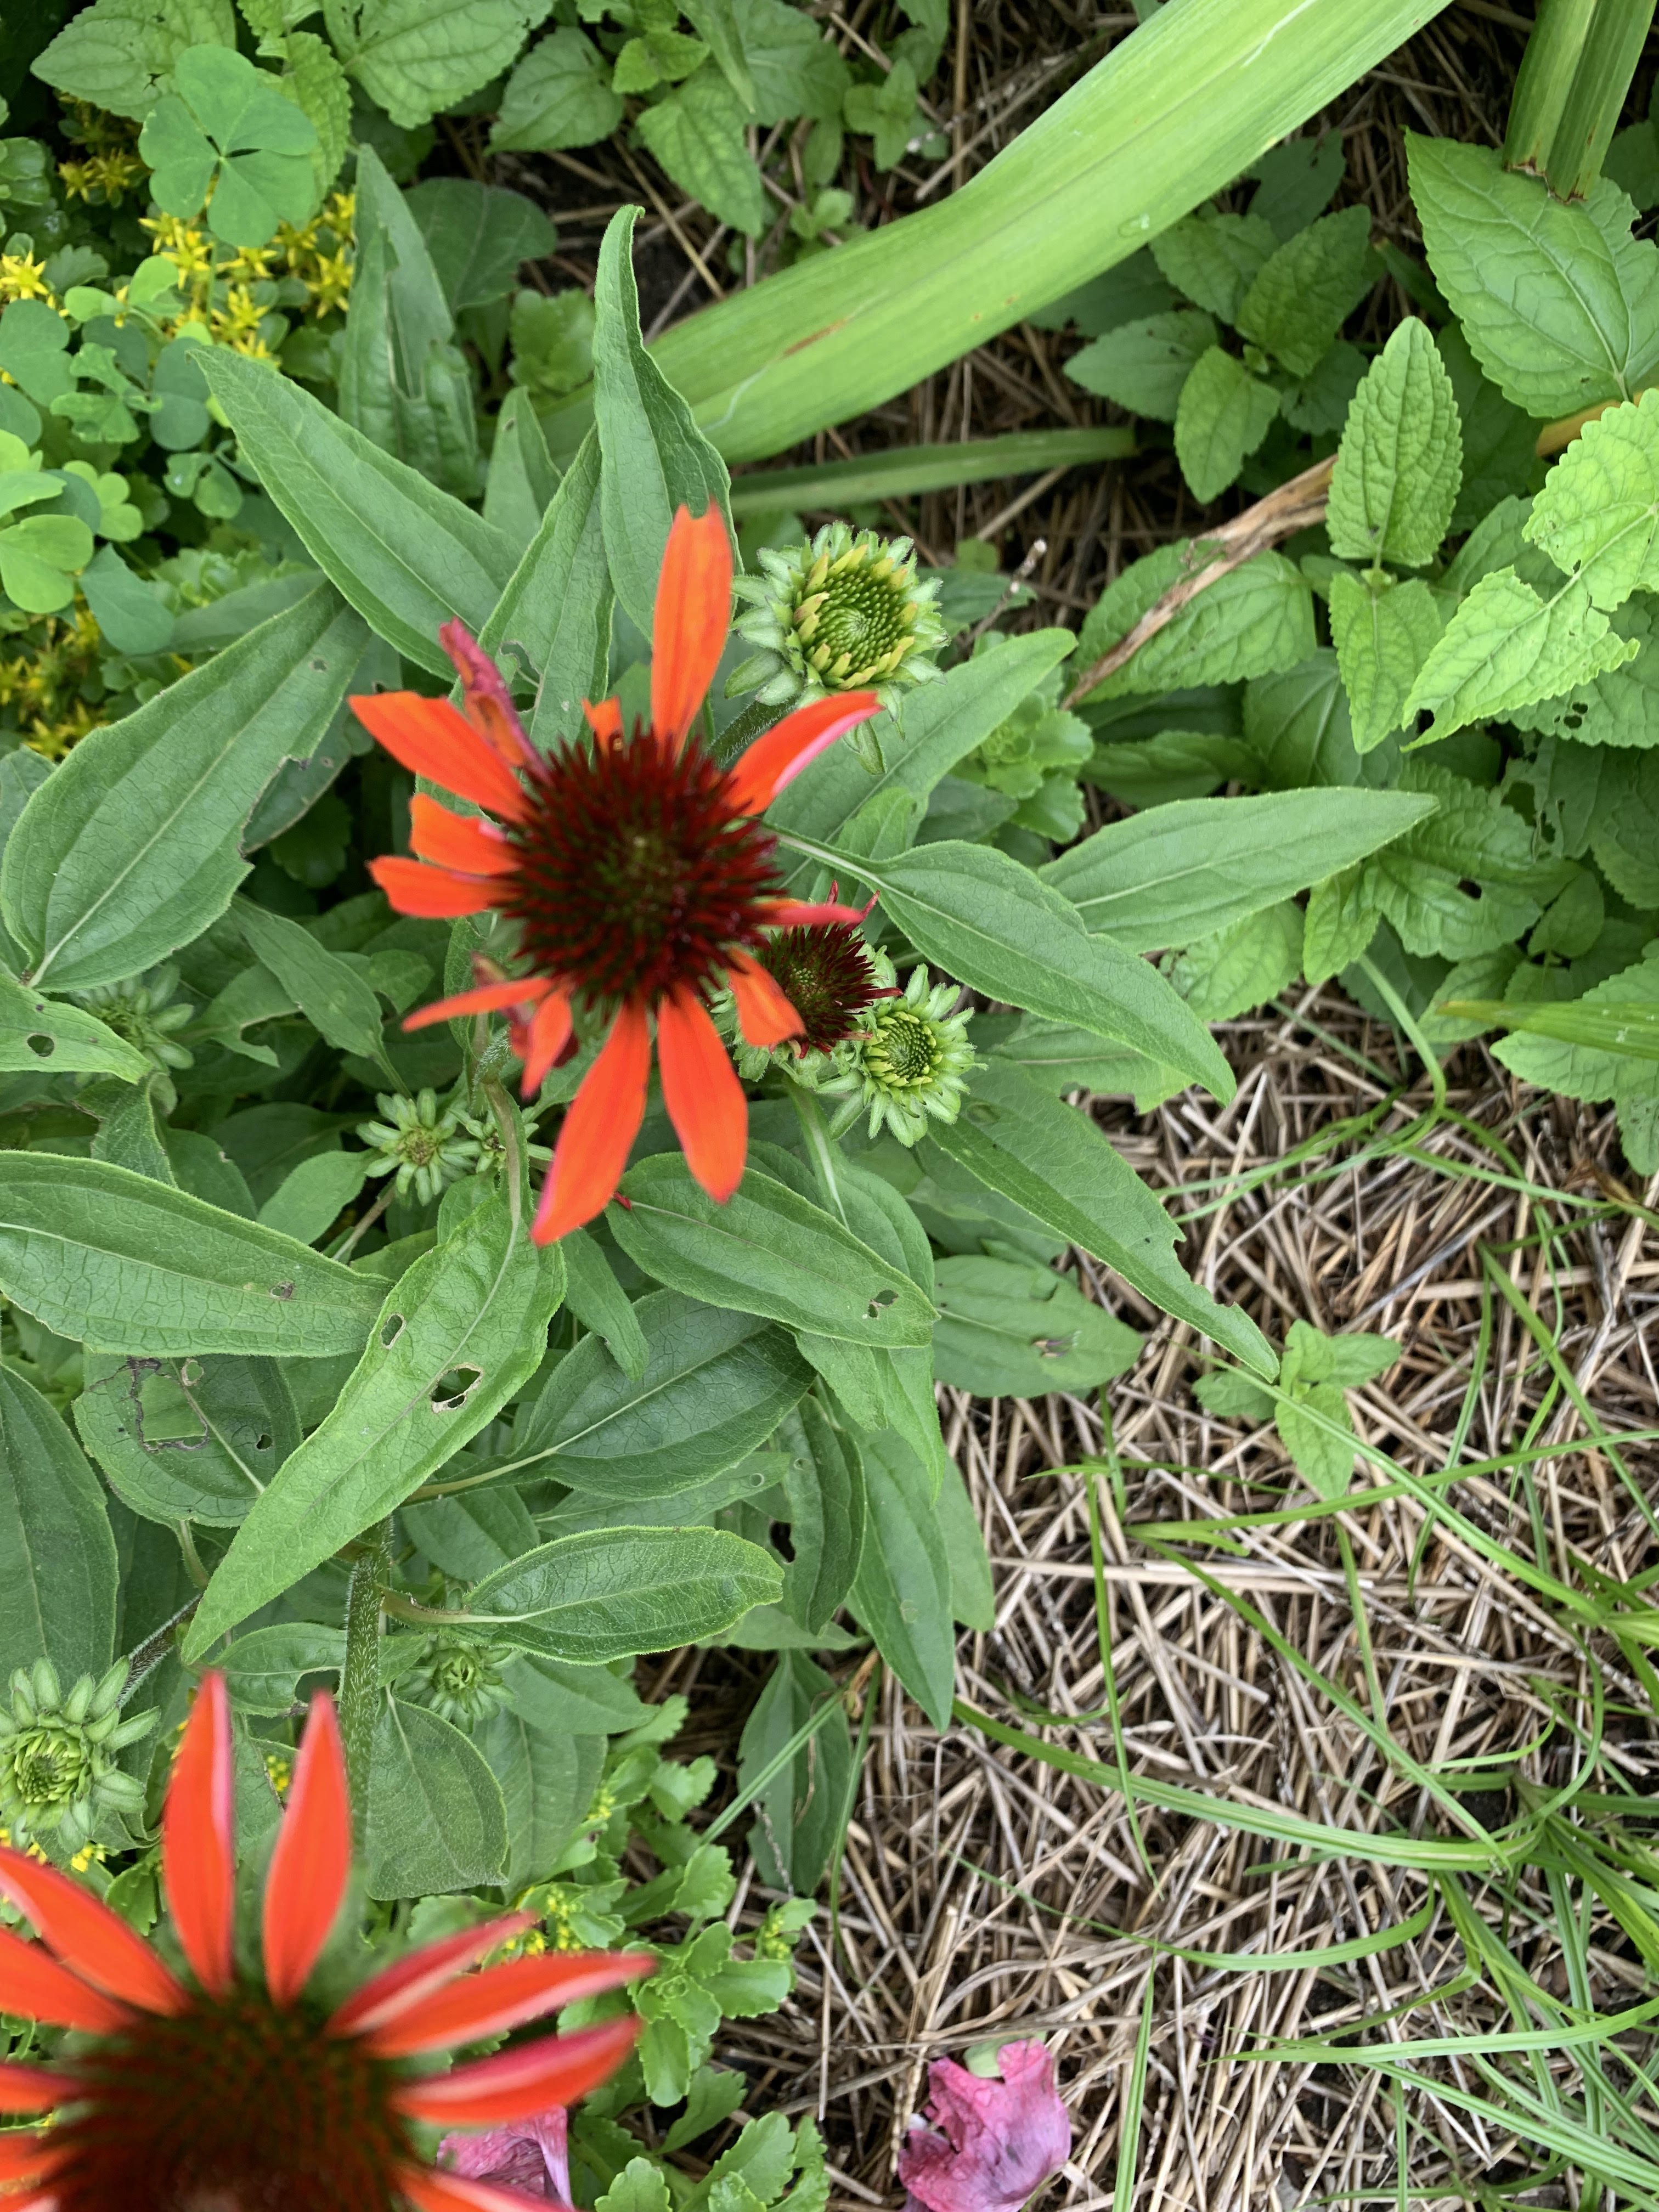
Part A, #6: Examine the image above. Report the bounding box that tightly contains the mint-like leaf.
[1173,345,1280,501]
[1329,569,1442,752]
[1327,318,1462,567]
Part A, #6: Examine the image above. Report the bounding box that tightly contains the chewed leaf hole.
[380,1314,405,1350]
[431,1364,482,1412]
[866,1289,898,1318]
[25,1034,53,1059]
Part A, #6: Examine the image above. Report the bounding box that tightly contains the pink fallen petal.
[438,2105,573,2202]
[898,2042,1070,2212]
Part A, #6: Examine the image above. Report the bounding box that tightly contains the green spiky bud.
[357,1088,481,1207]
[0,1655,155,1857]
[821,954,977,1146]
[73,962,196,1071]
[726,523,947,727]
[400,1633,514,1730]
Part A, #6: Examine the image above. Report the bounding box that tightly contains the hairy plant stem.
[340,1518,392,1841]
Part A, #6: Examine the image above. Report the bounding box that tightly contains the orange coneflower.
[0,1675,650,2212]
[352,505,880,1243]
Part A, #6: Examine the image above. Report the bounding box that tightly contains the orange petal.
[532,1004,650,1243]
[162,1671,235,2000]
[0,2066,78,2116]
[0,1848,185,2017]
[392,2017,643,2126]
[363,1950,653,2059]
[440,621,540,771]
[398,2163,554,2212]
[0,1928,133,2034]
[515,991,575,1097]
[0,2134,66,2185]
[404,978,551,1034]
[328,1914,535,2041]
[409,795,520,879]
[651,506,732,750]
[262,1692,350,2007]
[583,697,624,747]
[758,899,867,927]
[370,857,500,919]
[724,691,881,816]
[351,693,527,822]
[725,950,803,1051]
[656,986,748,1203]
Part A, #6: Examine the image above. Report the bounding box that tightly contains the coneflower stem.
[340,1518,392,1841]
[788,1080,848,1226]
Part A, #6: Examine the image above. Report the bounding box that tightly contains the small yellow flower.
[263,1753,292,1796]
[0,255,53,306]
[307,247,353,318]
[59,149,146,205]
[218,242,276,285]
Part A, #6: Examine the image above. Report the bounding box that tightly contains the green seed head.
[358,1088,481,1207]
[821,956,977,1146]
[726,523,947,717]
[0,1656,154,1854]
[72,963,196,1072]
[403,1632,513,1729]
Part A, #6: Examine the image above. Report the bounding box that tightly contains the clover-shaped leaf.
[63,460,143,541]
[0,512,94,613]
[139,46,319,249]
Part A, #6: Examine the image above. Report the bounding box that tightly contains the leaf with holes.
[75,1352,299,1528]
[182,1193,566,1656]
[0,973,149,1081]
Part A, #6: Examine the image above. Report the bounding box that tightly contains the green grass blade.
[726,430,1137,517]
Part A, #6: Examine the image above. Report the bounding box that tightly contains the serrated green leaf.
[1149,210,1276,323]
[460,1526,783,1661]
[1408,134,1659,419]
[1525,388,1659,610]
[1041,786,1435,949]
[183,1194,563,1656]
[0,1364,116,1684]
[1173,346,1280,502]
[1063,309,1216,422]
[0,1156,381,1358]
[608,1159,935,1347]
[489,26,624,152]
[1327,319,1461,567]
[31,0,235,121]
[1402,565,1637,746]
[1491,947,1659,1173]
[1073,543,1314,702]
[327,0,551,128]
[482,1709,603,1888]
[1302,864,1380,988]
[636,66,768,239]
[593,206,731,639]
[1168,900,1304,1023]
[1329,570,1443,752]
[1235,204,1372,377]
[1359,761,1575,961]
[928,1059,1274,1374]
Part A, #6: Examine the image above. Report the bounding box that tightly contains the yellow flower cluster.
[59,147,148,206]
[275,189,356,318]
[0,252,52,306]
[263,1752,292,1795]
[0,610,105,760]
[137,191,354,358]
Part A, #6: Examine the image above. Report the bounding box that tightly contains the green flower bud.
[727,524,947,727]
[357,1088,481,1207]
[401,1633,514,1730]
[0,1656,156,1855]
[73,963,196,1071]
[821,955,977,1145]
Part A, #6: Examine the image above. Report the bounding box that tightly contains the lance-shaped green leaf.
[1329,571,1443,753]
[592,206,731,636]
[930,1058,1274,1375]
[1524,387,1659,608]
[0,1364,117,1685]
[778,1397,865,1636]
[219,1623,345,1713]
[1402,565,1638,744]
[510,1290,811,1498]
[793,833,1233,1101]
[478,426,611,747]
[183,1193,565,1656]
[0,1155,382,1358]
[849,1429,953,1730]
[609,1158,935,1347]
[1,586,368,992]
[75,1352,299,1528]
[459,1526,782,1662]
[1327,318,1462,568]
[193,349,515,674]
[1040,787,1436,950]
[234,899,393,1075]
[366,1698,506,1900]
[0,973,149,1081]
[558,1224,647,1381]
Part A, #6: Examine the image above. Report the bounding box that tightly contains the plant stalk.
[339,1517,392,1843]
[1503,0,1657,200]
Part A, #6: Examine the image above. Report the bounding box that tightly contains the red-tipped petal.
[652,506,732,751]
[364,1950,653,2058]
[409,796,520,879]
[328,1914,535,2040]
[583,697,623,747]
[759,899,868,928]
[393,2018,643,2126]
[0,1927,133,2034]
[0,1848,185,2016]
[0,2067,77,2117]
[162,1671,235,2000]
[657,988,748,1202]
[369,857,500,919]
[441,622,540,772]
[352,693,528,822]
[515,991,575,1097]
[0,2135,66,2185]
[262,1691,350,2007]
[725,951,804,1050]
[532,1003,651,1243]
[398,2163,559,2212]
[724,692,881,816]
[404,978,551,1034]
